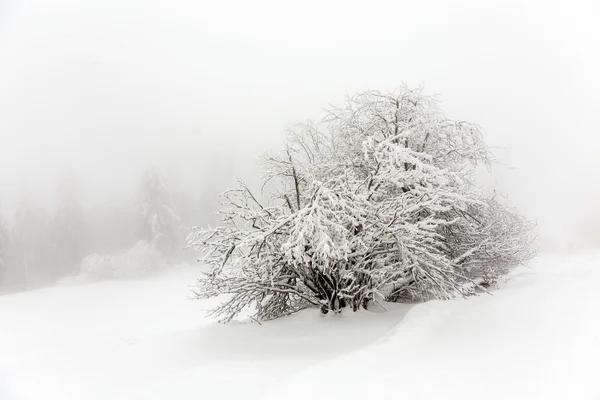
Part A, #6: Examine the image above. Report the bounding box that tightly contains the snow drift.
[79,240,168,280]
[0,251,599,400]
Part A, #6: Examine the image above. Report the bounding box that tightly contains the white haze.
[1,0,599,248]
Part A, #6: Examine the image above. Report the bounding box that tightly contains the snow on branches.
[187,85,535,322]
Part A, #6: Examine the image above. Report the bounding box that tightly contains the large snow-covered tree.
[188,86,535,322]
[137,167,181,261]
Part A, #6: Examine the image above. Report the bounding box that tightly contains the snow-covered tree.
[51,175,89,278]
[10,199,51,288]
[197,154,235,228]
[87,198,137,255]
[0,206,11,289]
[137,167,181,261]
[188,85,535,322]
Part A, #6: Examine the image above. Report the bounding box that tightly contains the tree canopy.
[188,86,535,322]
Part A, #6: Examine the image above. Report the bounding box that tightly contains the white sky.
[0,0,599,244]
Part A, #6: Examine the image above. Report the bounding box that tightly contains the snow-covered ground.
[1,252,599,400]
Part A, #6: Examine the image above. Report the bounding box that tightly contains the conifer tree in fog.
[52,175,88,278]
[197,154,235,228]
[137,167,181,261]
[188,85,535,322]
[10,199,50,288]
[0,207,11,289]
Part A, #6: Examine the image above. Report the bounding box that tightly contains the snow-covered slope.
[267,251,600,400]
[1,252,599,400]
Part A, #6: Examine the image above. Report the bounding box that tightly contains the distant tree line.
[0,161,233,293]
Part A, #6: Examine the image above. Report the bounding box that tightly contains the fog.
[1,0,599,288]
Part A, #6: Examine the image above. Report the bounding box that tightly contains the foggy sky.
[1,0,599,245]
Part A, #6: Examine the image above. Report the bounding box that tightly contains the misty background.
[1,0,599,291]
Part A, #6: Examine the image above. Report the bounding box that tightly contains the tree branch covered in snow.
[188,85,535,322]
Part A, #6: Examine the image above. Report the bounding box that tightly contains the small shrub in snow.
[80,241,167,280]
[112,240,167,279]
[80,253,116,280]
[187,85,535,322]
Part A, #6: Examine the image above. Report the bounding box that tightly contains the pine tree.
[137,167,181,261]
[198,154,235,228]
[0,206,11,290]
[11,199,50,288]
[52,175,88,278]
